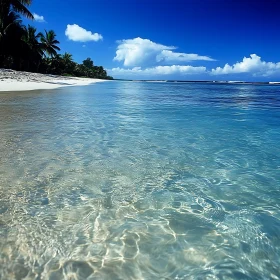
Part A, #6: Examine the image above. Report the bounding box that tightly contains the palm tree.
[0,0,32,45]
[0,7,22,39]
[40,30,60,58]
[22,25,43,70]
[22,25,43,53]
[0,7,25,68]
[61,52,73,65]
[61,52,75,74]
[45,54,63,74]
[0,0,33,28]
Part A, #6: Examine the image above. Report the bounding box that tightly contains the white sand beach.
[0,69,105,92]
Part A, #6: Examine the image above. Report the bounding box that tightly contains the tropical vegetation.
[0,0,113,79]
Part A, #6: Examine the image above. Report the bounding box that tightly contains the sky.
[25,0,280,81]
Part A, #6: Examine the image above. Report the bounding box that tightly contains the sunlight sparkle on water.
[0,81,280,279]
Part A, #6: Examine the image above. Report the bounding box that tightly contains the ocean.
[0,81,280,279]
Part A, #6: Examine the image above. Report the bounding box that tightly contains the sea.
[0,81,280,279]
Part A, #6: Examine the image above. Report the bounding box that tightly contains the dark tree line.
[0,0,113,79]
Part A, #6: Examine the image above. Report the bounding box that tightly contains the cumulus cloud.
[111,48,280,80]
[212,54,280,76]
[108,65,206,77]
[33,13,45,22]
[114,37,214,67]
[65,24,103,42]
[114,37,174,67]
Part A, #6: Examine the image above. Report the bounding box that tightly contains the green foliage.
[0,0,34,23]
[40,30,60,58]
[82,57,94,69]
[0,1,113,79]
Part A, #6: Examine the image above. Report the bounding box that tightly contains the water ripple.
[0,82,280,279]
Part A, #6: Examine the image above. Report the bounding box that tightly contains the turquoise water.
[0,81,280,279]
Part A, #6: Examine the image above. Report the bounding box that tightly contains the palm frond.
[10,0,34,19]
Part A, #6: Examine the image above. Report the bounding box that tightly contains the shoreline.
[0,69,106,92]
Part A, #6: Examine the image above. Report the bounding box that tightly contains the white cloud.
[65,24,103,42]
[156,50,215,63]
[108,65,206,77]
[110,51,280,80]
[114,37,173,67]
[212,54,280,76]
[33,13,45,22]
[114,37,214,67]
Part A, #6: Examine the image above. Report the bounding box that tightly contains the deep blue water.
[0,81,280,279]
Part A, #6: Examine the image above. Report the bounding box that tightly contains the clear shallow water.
[0,81,280,280]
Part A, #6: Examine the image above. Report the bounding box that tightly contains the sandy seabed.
[0,69,105,91]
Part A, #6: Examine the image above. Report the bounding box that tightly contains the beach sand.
[0,69,105,92]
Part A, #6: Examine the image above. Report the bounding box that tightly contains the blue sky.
[26,0,280,81]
